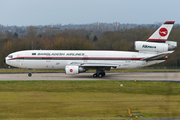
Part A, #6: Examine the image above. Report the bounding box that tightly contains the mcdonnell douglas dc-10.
[4,21,177,77]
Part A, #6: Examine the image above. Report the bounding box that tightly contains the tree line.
[0,26,180,68]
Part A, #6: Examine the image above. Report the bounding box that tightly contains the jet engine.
[165,41,177,50]
[135,41,177,53]
[65,65,86,74]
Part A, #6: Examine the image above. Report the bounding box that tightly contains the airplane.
[4,21,177,78]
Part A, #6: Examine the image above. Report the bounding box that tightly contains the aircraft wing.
[81,63,118,67]
[69,51,174,70]
[70,62,119,69]
[141,51,174,61]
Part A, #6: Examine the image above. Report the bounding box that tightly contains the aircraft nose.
[4,58,6,64]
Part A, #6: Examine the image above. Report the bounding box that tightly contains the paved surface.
[0,72,180,81]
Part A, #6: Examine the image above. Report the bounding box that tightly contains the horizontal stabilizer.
[141,51,174,61]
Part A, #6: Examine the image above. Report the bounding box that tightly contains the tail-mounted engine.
[135,41,177,53]
[65,65,86,74]
[165,41,177,50]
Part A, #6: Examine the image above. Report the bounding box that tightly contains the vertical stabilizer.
[147,21,175,43]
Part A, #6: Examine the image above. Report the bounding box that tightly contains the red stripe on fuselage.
[8,57,143,60]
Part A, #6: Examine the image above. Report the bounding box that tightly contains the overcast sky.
[0,0,179,26]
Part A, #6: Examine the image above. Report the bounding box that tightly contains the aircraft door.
[45,55,51,68]
[132,55,136,63]
[17,54,24,62]
[46,55,51,62]
[83,55,89,62]
[16,54,24,66]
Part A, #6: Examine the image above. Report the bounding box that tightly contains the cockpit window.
[8,55,13,58]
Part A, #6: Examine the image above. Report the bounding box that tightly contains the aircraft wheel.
[102,72,105,76]
[99,73,103,78]
[28,73,32,77]
[93,73,97,78]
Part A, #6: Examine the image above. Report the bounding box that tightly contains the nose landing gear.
[28,72,32,77]
[28,69,32,77]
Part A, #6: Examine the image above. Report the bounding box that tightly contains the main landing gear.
[93,69,106,78]
[28,69,32,77]
[93,72,105,78]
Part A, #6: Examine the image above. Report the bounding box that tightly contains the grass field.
[0,81,180,120]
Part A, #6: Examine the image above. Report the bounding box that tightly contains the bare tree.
[26,26,37,50]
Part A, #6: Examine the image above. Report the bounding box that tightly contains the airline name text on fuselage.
[37,53,85,56]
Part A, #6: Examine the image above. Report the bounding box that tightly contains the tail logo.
[159,28,168,37]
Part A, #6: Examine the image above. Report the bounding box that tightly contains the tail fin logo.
[159,28,168,37]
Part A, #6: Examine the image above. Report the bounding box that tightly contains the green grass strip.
[0,81,180,119]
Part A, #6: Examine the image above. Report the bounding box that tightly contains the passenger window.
[8,55,13,58]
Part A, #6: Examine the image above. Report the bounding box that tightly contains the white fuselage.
[5,50,165,70]
[4,21,176,77]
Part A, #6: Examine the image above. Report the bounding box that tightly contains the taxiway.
[0,72,180,81]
